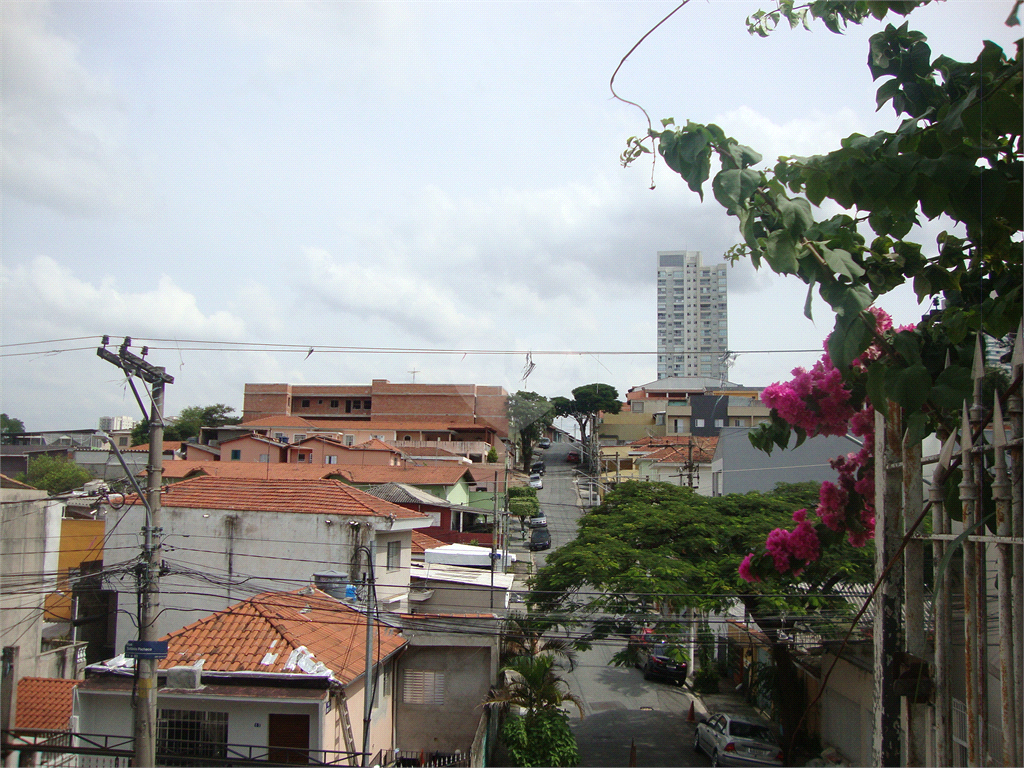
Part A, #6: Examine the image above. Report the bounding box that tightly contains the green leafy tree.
[621,1,1020,450]
[501,615,578,670]
[552,384,621,447]
[131,403,242,445]
[528,481,873,757]
[507,392,555,472]
[501,709,579,768]
[1,414,26,444]
[16,455,93,495]
[485,653,583,767]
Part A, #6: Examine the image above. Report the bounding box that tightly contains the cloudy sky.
[2,0,1018,432]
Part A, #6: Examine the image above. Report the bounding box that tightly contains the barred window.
[158,709,228,763]
[387,540,401,571]
[403,671,445,705]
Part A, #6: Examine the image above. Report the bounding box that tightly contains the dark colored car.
[528,526,551,551]
[629,632,688,686]
[531,460,545,475]
[566,451,580,463]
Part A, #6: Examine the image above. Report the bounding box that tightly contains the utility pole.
[361,540,376,768]
[97,337,173,767]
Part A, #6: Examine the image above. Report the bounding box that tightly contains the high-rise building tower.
[656,250,728,379]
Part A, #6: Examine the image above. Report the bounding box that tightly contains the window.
[714,419,724,428]
[404,671,445,705]
[301,399,310,408]
[330,400,339,408]
[258,453,269,463]
[297,453,307,463]
[118,436,128,446]
[344,435,355,446]
[158,709,228,762]
[693,418,705,428]
[387,540,401,571]
[630,402,644,413]
[230,449,241,461]
[325,455,337,464]
[363,400,372,410]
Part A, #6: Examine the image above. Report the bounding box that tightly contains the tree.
[131,403,242,445]
[551,383,621,446]
[16,455,93,495]
[485,653,583,767]
[507,392,555,472]
[1,414,26,444]
[501,615,578,670]
[528,481,873,758]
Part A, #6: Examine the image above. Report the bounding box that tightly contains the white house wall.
[103,503,412,649]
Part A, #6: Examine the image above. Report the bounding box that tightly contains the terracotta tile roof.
[219,433,287,448]
[241,416,316,428]
[637,437,718,464]
[14,678,80,731]
[125,442,184,453]
[335,465,471,486]
[158,589,405,685]
[629,435,712,447]
[1,473,36,489]
[157,463,341,481]
[126,476,428,520]
[352,438,403,453]
[412,530,449,554]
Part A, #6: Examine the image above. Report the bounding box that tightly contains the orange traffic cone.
[687,701,696,722]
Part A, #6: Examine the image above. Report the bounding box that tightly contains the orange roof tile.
[335,465,471,486]
[412,531,449,554]
[635,437,719,464]
[352,438,403,453]
[158,589,405,685]
[126,476,428,519]
[14,678,80,731]
[125,441,184,453]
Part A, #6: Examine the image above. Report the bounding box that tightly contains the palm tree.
[484,653,584,718]
[500,615,578,671]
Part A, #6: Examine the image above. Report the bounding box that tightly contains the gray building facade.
[657,251,728,379]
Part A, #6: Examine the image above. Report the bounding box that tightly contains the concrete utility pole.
[97,338,173,767]
[361,540,376,768]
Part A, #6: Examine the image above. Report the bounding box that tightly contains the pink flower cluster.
[738,308,913,582]
[761,358,854,437]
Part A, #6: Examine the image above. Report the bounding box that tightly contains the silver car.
[693,713,783,767]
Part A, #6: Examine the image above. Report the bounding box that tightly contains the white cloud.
[1,2,144,216]
[1,256,247,340]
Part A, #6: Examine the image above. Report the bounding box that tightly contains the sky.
[2,0,1019,432]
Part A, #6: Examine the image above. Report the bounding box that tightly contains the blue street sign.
[125,640,169,659]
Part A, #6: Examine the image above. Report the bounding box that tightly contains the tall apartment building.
[656,250,728,379]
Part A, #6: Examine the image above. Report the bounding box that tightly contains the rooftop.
[14,677,80,731]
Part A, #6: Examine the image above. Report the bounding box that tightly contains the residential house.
[335,465,476,506]
[362,482,496,546]
[286,436,405,467]
[409,562,514,616]
[598,377,771,444]
[1,476,87,735]
[3,677,82,768]
[710,427,865,496]
[101,476,432,650]
[624,436,719,496]
[75,589,406,766]
[218,433,289,463]
[181,441,220,461]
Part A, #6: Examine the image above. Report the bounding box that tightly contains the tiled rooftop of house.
[125,476,428,519]
[352,438,403,453]
[151,461,336,481]
[335,465,472,486]
[412,530,449,554]
[152,589,406,686]
[125,441,184,453]
[14,677,80,731]
[640,439,718,464]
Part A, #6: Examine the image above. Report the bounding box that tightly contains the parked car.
[529,473,543,489]
[566,451,580,463]
[629,635,688,686]
[530,460,546,475]
[528,526,551,551]
[537,437,551,448]
[693,713,783,767]
[528,512,547,528]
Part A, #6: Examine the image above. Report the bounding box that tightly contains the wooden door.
[268,713,310,765]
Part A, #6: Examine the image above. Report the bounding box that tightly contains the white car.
[693,713,783,767]
[537,437,551,448]
[529,473,543,489]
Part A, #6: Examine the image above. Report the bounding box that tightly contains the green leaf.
[905,411,930,445]
[712,168,761,212]
[776,196,815,237]
[885,363,932,412]
[805,172,828,206]
[764,230,800,274]
[822,247,866,281]
[866,359,888,410]
[803,277,816,320]
[827,311,873,368]
[930,365,972,411]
